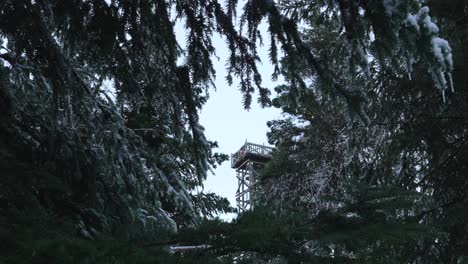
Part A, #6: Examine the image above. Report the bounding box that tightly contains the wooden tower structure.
[231,142,274,212]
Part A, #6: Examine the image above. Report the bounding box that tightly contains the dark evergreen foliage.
[0,0,234,247]
[0,0,466,263]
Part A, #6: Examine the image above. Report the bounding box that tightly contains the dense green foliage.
[1,0,466,263]
[0,0,236,259]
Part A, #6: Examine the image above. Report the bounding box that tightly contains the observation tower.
[231,142,273,212]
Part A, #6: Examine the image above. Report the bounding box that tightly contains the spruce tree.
[0,0,463,263]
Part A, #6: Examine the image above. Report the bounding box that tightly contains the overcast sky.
[175,18,283,220]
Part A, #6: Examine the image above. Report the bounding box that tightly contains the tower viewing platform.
[231,142,274,212]
[231,142,274,169]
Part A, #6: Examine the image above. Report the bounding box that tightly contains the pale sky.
[175,18,283,219]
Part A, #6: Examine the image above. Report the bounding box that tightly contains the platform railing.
[231,142,274,168]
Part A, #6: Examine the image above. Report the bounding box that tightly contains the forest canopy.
[0,0,466,263]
